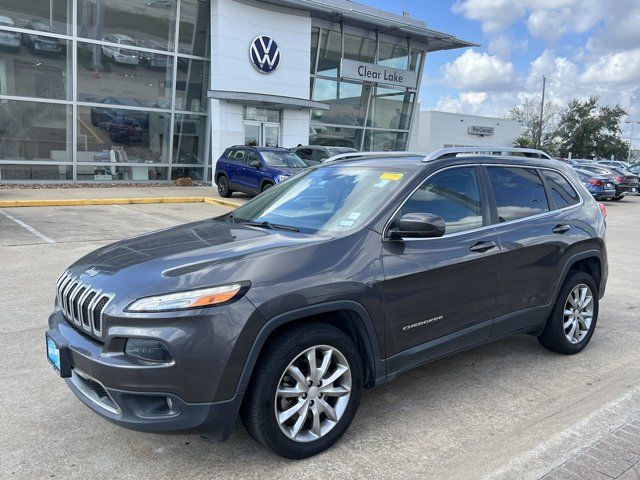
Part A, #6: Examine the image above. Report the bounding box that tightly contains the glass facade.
[0,0,210,182]
[310,25,424,151]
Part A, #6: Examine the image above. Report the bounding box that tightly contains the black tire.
[217,175,233,197]
[612,196,623,201]
[261,182,274,192]
[241,322,363,459]
[538,271,599,354]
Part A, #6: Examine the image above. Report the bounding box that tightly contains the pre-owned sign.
[340,59,418,89]
[468,125,495,136]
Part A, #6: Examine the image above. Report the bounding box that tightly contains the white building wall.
[409,110,523,153]
[209,0,312,165]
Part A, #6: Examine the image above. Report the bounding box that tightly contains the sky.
[362,0,640,148]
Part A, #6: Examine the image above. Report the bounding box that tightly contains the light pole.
[624,120,640,161]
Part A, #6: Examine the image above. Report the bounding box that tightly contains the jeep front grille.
[56,271,114,340]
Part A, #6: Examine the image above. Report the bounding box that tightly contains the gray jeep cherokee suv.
[46,148,607,458]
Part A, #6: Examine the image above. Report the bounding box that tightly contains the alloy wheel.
[563,284,594,344]
[274,345,352,443]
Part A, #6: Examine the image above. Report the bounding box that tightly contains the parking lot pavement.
[1,198,639,479]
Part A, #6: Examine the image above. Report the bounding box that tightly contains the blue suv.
[215,146,308,197]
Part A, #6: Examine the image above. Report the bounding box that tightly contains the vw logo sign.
[250,35,281,74]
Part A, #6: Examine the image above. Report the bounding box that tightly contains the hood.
[270,166,306,177]
[68,219,324,294]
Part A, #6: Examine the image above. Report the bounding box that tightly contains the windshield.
[230,165,414,233]
[261,151,307,168]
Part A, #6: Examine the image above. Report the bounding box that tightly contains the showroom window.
[0,0,210,183]
[309,23,424,152]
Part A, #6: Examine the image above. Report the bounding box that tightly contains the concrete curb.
[0,197,242,208]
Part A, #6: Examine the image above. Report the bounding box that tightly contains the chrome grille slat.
[61,277,78,317]
[67,282,82,325]
[57,274,73,307]
[55,271,114,342]
[77,287,93,330]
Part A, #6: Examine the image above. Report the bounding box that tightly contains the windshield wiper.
[241,221,300,232]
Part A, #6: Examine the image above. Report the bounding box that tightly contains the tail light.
[615,176,624,183]
[598,203,607,219]
[588,179,604,186]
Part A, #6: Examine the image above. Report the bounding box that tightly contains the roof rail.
[422,146,553,162]
[324,151,425,163]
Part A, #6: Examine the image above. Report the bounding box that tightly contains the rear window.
[542,170,580,208]
[487,166,549,222]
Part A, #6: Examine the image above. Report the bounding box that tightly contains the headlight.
[126,284,244,312]
[275,174,289,183]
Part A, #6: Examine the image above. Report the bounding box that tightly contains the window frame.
[383,163,585,241]
[383,165,492,240]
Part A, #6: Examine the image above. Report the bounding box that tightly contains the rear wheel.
[261,182,274,192]
[612,196,623,201]
[538,271,598,354]
[217,175,233,197]
[241,323,363,459]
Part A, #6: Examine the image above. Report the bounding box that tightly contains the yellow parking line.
[0,197,242,208]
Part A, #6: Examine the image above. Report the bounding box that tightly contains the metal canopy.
[258,0,477,51]
[208,90,330,110]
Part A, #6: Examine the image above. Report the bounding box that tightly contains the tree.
[555,96,629,160]
[507,97,561,154]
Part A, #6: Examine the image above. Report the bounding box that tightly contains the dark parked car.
[578,165,639,200]
[23,22,62,54]
[137,39,170,68]
[0,16,21,49]
[46,148,607,459]
[292,146,358,165]
[573,168,616,200]
[90,97,150,129]
[106,116,143,143]
[598,160,632,170]
[215,146,308,197]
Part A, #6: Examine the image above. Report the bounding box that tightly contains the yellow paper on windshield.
[380,173,403,181]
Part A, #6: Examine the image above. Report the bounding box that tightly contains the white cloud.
[441,49,518,91]
[586,0,640,53]
[488,34,528,58]
[453,0,611,46]
[431,48,640,119]
[452,0,527,33]
[580,49,640,86]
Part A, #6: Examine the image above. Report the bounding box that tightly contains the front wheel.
[538,271,599,354]
[261,182,274,192]
[241,323,363,459]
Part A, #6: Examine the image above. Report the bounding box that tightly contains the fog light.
[125,338,172,363]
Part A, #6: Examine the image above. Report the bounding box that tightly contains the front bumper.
[45,296,260,439]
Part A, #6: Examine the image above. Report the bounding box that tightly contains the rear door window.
[542,170,580,208]
[487,166,549,222]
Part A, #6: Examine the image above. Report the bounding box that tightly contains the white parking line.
[0,210,56,244]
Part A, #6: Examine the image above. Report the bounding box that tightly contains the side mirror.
[389,213,445,239]
[248,159,261,169]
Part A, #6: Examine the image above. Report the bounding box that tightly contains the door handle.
[552,224,572,234]
[469,241,496,252]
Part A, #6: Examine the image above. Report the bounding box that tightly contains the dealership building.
[0,0,472,183]
[409,110,523,152]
